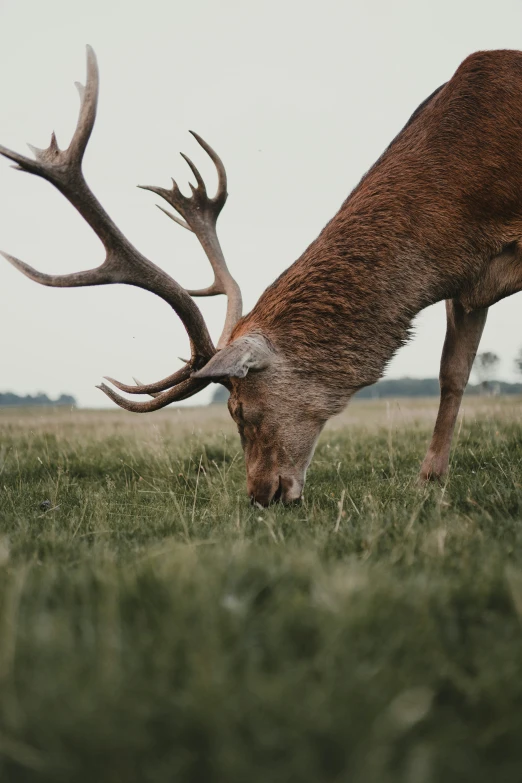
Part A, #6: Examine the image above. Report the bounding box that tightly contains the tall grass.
[0,399,522,782]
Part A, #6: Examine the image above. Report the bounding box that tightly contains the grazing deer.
[2,47,522,505]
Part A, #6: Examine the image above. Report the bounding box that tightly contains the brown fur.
[222,50,522,503]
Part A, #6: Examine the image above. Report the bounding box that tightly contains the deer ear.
[194,334,273,379]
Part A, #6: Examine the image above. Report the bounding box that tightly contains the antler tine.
[69,45,98,162]
[0,145,40,176]
[103,363,192,395]
[133,378,160,398]
[97,377,210,413]
[189,131,227,208]
[0,251,110,288]
[180,152,206,193]
[143,133,242,348]
[157,205,192,232]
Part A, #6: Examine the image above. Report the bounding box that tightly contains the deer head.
[0,47,333,506]
[194,334,341,505]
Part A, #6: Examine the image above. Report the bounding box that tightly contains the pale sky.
[1,0,522,407]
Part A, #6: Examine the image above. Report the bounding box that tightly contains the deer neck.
[236,210,448,398]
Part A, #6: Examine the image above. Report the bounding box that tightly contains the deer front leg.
[420,299,488,481]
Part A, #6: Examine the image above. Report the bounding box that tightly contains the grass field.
[1,397,522,782]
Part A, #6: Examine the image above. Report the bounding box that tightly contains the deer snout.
[248,475,303,507]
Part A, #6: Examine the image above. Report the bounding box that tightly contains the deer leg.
[419,299,488,481]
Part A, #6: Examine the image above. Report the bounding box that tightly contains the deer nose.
[247,473,281,507]
[249,476,280,507]
[249,475,302,507]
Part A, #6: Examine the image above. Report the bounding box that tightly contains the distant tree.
[0,392,77,408]
[473,351,500,394]
[56,394,76,406]
[355,377,441,398]
[212,386,230,404]
[514,347,522,379]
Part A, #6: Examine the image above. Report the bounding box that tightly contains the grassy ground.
[1,397,522,782]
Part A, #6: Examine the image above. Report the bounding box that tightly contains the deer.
[2,47,522,506]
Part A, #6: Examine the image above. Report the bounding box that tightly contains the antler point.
[85,45,98,69]
[75,81,85,100]
[156,204,193,232]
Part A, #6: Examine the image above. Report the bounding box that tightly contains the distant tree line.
[354,377,522,399]
[0,392,76,407]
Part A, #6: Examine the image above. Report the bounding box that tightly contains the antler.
[0,47,243,412]
[141,131,242,350]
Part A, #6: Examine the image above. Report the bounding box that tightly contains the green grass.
[1,400,522,782]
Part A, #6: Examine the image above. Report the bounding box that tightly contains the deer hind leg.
[419,300,488,481]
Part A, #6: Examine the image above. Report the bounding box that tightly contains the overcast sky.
[0,0,522,407]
